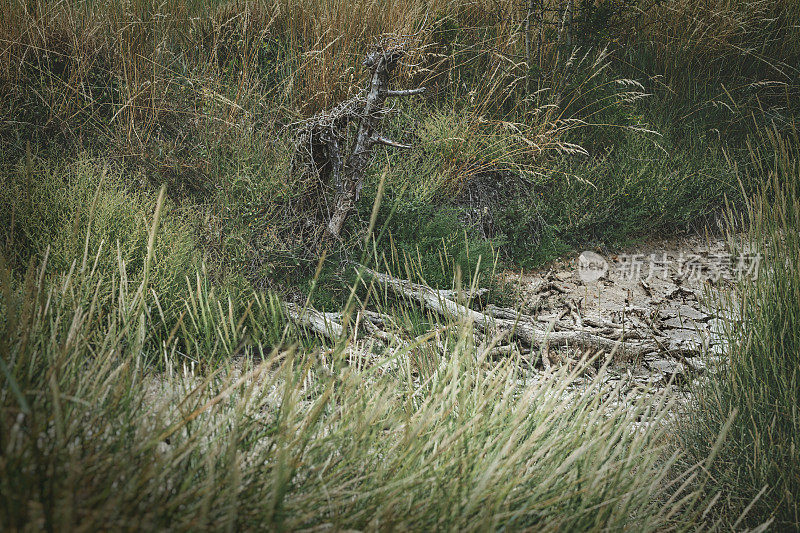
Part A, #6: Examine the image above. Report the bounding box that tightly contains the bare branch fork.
[326,45,425,239]
[293,41,425,242]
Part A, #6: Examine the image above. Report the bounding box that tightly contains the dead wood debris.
[283,265,710,370]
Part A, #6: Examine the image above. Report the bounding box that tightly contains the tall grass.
[677,121,800,529]
[1,0,676,296]
[0,197,737,529]
[629,0,800,87]
[0,0,516,137]
[617,0,800,136]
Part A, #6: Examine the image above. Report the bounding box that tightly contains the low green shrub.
[0,152,198,309]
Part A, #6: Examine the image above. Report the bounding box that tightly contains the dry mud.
[504,234,741,391]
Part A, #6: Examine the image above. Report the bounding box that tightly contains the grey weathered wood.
[284,302,344,340]
[326,49,398,238]
[374,136,412,149]
[360,265,660,360]
[387,87,426,97]
[325,46,423,239]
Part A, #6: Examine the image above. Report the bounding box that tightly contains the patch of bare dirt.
[503,234,737,387]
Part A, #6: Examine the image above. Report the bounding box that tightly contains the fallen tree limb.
[387,87,426,97]
[439,287,489,301]
[361,310,396,327]
[284,303,344,340]
[374,136,412,149]
[485,304,528,321]
[360,265,661,360]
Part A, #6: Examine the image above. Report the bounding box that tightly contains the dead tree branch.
[292,40,425,243]
[359,265,661,361]
[387,87,427,97]
[284,303,344,340]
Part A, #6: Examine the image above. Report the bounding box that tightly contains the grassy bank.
[2,0,798,299]
[0,212,726,530]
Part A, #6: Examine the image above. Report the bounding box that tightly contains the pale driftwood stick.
[284,303,344,340]
[387,87,426,97]
[534,330,652,359]
[360,265,660,360]
[484,304,529,321]
[362,310,395,327]
[438,287,489,301]
[374,136,412,149]
[285,302,417,352]
[361,265,492,324]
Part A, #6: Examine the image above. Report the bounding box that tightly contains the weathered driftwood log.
[285,304,414,351]
[438,287,489,301]
[360,265,660,360]
[485,304,528,321]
